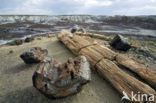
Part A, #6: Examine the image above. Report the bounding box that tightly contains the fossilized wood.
[75,32,138,48]
[96,59,156,102]
[32,56,91,98]
[58,30,156,102]
[58,30,98,55]
[20,47,48,64]
[75,32,112,41]
[116,54,156,87]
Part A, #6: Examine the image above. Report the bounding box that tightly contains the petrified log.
[32,56,91,98]
[116,54,156,88]
[57,30,156,102]
[75,32,112,41]
[75,32,138,48]
[20,47,48,64]
[110,34,131,51]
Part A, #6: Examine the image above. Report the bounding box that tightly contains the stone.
[20,47,48,64]
[24,36,34,42]
[110,34,131,51]
[14,39,23,45]
[71,25,85,33]
[36,37,42,40]
[46,34,55,38]
[9,50,14,54]
[32,56,91,99]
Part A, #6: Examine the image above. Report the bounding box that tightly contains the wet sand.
[0,37,121,103]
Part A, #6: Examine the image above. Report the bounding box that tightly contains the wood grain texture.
[58,30,156,102]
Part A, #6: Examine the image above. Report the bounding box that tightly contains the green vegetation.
[6,39,23,45]
[136,55,141,59]
[148,41,155,46]
[89,34,94,38]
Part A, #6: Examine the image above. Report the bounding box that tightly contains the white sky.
[0,0,156,15]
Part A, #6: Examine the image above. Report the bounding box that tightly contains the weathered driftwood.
[32,56,91,98]
[58,30,156,102]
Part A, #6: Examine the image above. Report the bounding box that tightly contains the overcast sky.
[0,0,156,15]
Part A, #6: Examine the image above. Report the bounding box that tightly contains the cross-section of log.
[32,56,91,99]
[57,30,156,102]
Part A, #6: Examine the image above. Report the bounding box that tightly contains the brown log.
[75,32,112,41]
[75,32,138,48]
[116,54,156,87]
[96,59,155,101]
[58,30,156,102]
[58,30,156,88]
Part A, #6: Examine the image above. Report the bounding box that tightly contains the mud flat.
[0,37,122,103]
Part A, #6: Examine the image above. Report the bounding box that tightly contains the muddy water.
[0,38,121,103]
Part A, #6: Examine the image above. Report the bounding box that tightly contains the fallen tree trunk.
[75,32,112,41]
[116,54,156,88]
[75,32,138,48]
[58,30,156,102]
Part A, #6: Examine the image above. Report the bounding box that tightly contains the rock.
[32,56,91,99]
[24,36,34,42]
[36,37,42,40]
[71,25,85,33]
[6,39,23,45]
[46,34,55,38]
[15,39,24,45]
[20,47,48,64]
[110,34,131,51]
[9,50,14,54]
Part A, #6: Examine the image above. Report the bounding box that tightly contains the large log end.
[32,56,91,99]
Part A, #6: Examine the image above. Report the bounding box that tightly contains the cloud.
[150,0,156,2]
[113,5,156,15]
[0,0,156,15]
[72,0,113,7]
